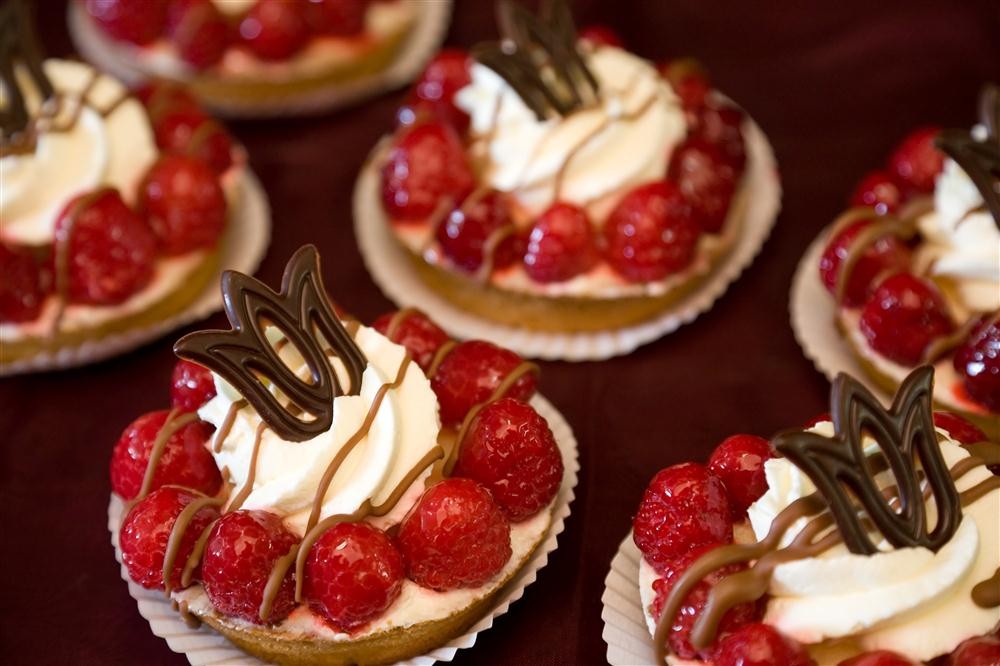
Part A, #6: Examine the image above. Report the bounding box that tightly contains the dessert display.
[621,365,1000,665]
[69,0,451,115]
[108,246,574,665]
[359,0,779,334]
[0,2,253,371]
[799,84,999,438]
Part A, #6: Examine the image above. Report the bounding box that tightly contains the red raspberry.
[660,59,711,113]
[397,478,511,590]
[153,108,234,174]
[304,0,369,36]
[633,463,733,573]
[303,521,403,631]
[818,218,911,308]
[603,181,700,282]
[382,121,475,221]
[119,486,220,590]
[578,24,624,48]
[55,189,157,305]
[933,411,987,444]
[138,81,201,124]
[109,410,221,501]
[523,202,599,283]
[166,0,229,70]
[859,273,955,366]
[430,340,537,426]
[850,170,902,216]
[397,49,472,132]
[650,544,760,660]
[695,103,746,173]
[0,243,50,323]
[437,191,521,273]
[454,398,563,521]
[238,0,310,61]
[140,154,227,255]
[714,623,814,666]
[667,136,738,233]
[202,510,300,624]
[708,434,774,516]
[84,0,167,45]
[948,635,1000,666]
[372,310,449,371]
[171,359,218,412]
[954,315,1000,412]
[886,126,945,194]
[839,651,917,666]
[803,412,832,428]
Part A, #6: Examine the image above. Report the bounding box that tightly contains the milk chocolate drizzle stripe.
[973,568,1000,608]
[384,308,421,342]
[226,422,267,512]
[426,340,458,379]
[260,543,300,623]
[135,410,199,502]
[163,493,224,596]
[212,400,248,453]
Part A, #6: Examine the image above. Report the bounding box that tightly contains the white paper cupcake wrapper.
[108,393,579,666]
[601,532,663,666]
[68,0,453,118]
[0,171,271,377]
[354,117,781,361]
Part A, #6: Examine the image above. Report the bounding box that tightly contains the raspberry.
[667,136,738,233]
[523,202,599,283]
[660,58,711,113]
[818,218,912,307]
[119,486,220,590]
[166,0,229,71]
[171,359,218,412]
[849,170,902,216]
[839,651,917,666]
[953,315,1000,412]
[109,410,221,501]
[0,243,50,323]
[886,126,945,194]
[372,310,449,371]
[202,510,300,624]
[650,544,760,660]
[695,103,746,172]
[933,411,987,444]
[55,189,157,305]
[948,635,1000,666]
[153,108,233,174]
[454,398,563,521]
[304,0,369,36]
[859,273,954,366]
[139,82,201,124]
[603,181,700,282]
[578,24,624,48]
[84,0,167,45]
[382,121,475,221]
[804,412,832,428]
[140,154,227,255]
[303,521,404,631]
[397,478,511,590]
[708,434,773,516]
[714,623,814,666]
[633,463,733,572]
[430,340,537,426]
[437,191,520,273]
[397,49,472,132]
[238,0,310,60]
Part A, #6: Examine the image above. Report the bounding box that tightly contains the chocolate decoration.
[175,246,367,442]
[0,0,53,144]
[972,568,1000,609]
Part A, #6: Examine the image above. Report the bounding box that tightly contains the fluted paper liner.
[601,533,663,665]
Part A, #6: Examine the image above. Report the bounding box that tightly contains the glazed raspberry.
[140,154,227,255]
[603,181,700,282]
[839,651,916,666]
[0,243,49,323]
[886,126,945,194]
[84,0,167,45]
[818,218,911,308]
[850,170,902,216]
[398,49,472,132]
[238,0,310,61]
[430,340,537,426]
[696,104,746,172]
[667,136,737,233]
[397,478,511,590]
[660,58,711,113]
[153,108,233,174]
[578,24,624,47]
[523,202,599,283]
[454,398,563,521]
[202,510,300,624]
[138,82,201,122]
[303,522,404,631]
[55,189,156,305]
[708,434,774,516]
[437,191,521,273]
[933,411,987,444]
[304,0,369,36]
[109,410,221,501]
[171,359,218,412]
[167,0,229,70]
[372,309,449,371]
[948,635,1000,666]
[953,315,1000,412]
[381,121,475,221]
[633,463,733,573]
[714,623,814,666]
[804,412,832,428]
[119,486,220,590]
[859,273,955,366]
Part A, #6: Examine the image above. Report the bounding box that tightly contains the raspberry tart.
[108,246,575,665]
[793,84,999,438]
[69,0,451,116]
[357,0,779,336]
[606,365,1000,665]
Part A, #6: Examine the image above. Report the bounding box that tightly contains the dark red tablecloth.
[3,2,998,664]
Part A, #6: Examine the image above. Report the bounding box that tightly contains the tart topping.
[707,434,774,516]
[953,314,1000,413]
[238,0,311,61]
[303,0,370,37]
[849,170,902,216]
[858,273,955,366]
[0,242,50,323]
[140,154,227,255]
[170,358,218,412]
[436,189,520,274]
[523,202,599,283]
[819,214,913,308]
[166,0,230,70]
[399,49,473,132]
[838,651,918,666]
[372,308,449,371]
[82,0,168,47]
[667,136,738,233]
[887,126,945,195]
[713,623,814,666]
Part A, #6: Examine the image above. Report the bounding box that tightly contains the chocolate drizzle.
[0,0,53,149]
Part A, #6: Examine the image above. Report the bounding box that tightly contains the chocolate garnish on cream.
[0,0,53,150]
